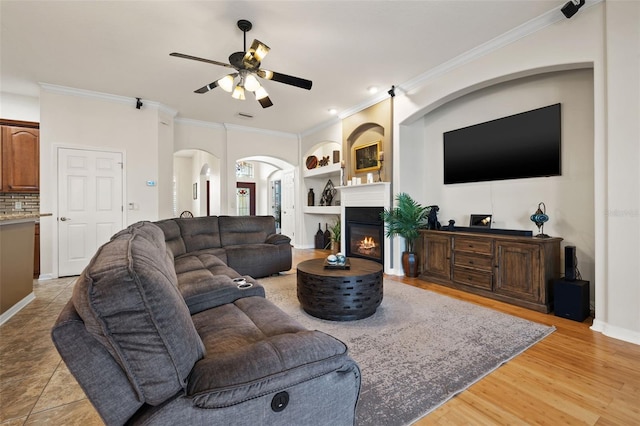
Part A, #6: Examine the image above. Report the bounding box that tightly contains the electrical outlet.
[14,201,23,210]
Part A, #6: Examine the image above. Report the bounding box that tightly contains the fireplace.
[345,207,384,264]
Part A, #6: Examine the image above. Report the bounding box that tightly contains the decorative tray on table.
[323,259,350,270]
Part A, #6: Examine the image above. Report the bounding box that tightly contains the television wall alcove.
[417,68,595,303]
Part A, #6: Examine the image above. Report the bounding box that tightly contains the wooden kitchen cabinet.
[1,125,40,193]
[419,229,562,312]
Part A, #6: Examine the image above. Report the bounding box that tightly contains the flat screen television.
[443,103,561,184]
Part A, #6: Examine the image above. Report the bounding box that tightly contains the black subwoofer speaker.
[554,279,590,322]
[564,245,577,280]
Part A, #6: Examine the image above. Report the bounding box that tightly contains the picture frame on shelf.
[469,214,492,228]
[352,140,381,173]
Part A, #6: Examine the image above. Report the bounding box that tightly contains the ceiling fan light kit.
[232,85,246,100]
[171,19,312,109]
[218,74,235,92]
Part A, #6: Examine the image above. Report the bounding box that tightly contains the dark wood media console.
[418,229,562,312]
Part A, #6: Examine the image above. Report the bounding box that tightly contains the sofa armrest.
[51,301,143,425]
[179,275,265,314]
[265,233,291,245]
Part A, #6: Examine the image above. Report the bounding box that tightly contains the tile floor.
[0,277,102,425]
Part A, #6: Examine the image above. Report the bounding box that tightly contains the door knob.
[60,217,71,221]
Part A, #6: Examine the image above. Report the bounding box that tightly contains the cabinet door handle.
[60,217,71,221]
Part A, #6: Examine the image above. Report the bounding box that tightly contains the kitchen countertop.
[0,213,52,225]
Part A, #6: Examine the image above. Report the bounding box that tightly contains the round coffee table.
[297,257,383,321]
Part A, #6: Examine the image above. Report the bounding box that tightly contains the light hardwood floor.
[1,248,638,425]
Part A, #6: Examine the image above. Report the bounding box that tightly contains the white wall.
[597,0,640,342]
[174,119,227,215]
[0,92,40,122]
[39,88,172,278]
[157,111,175,220]
[173,156,192,216]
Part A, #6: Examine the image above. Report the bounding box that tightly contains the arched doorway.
[235,156,295,237]
[173,149,220,217]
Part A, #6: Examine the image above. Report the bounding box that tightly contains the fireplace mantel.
[338,182,391,272]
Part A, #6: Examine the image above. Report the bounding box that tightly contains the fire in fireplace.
[345,207,384,264]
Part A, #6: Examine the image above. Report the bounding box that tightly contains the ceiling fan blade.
[258,96,274,108]
[194,81,219,94]
[170,52,235,69]
[258,69,312,90]
[243,39,270,69]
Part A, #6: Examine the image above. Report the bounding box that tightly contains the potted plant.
[381,192,430,277]
[325,219,341,253]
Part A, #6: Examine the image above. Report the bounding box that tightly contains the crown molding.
[175,116,298,140]
[224,122,298,139]
[175,117,225,130]
[38,83,177,116]
[299,115,342,138]
[310,0,603,131]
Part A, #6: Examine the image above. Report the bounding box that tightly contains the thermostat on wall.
[146,180,157,187]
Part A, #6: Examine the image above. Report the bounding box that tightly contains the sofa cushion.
[173,251,265,313]
[72,222,205,406]
[155,219,187,257]
[176,217,222,252]
[218,215,275,246]
[224,243,292,277]
[187,296,350,408]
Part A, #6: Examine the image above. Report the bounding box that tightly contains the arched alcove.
[393,65,595,308]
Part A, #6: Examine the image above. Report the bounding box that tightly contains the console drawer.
[453,267,493,290]
[454,237,493,255]
[454,252,493,271]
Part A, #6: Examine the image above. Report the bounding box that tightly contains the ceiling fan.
[170,19,312,108]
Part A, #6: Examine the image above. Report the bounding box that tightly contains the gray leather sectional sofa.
[51,218,361,425]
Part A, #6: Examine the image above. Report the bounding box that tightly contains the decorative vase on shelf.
[314,223,324,249]
[323,223,331,249]
[307,188,315,206]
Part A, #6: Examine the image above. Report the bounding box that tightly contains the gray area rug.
[260,273,555,426]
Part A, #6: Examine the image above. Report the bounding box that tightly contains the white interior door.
[58,148,124,276]
[281,170,295,241]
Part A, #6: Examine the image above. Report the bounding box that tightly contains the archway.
[234,156,295,236]
[173,149,221,217]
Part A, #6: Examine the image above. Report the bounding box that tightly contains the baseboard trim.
[0,292,36,325]
[591,319,640,345]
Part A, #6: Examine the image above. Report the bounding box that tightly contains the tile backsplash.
[0,193,40,214]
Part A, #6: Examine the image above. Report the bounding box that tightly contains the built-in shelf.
[303,206,341,215]
[302,144,342,248]
[302,162,342,178]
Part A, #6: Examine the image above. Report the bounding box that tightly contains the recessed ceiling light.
[367,86,379,94]
[328,108,338,115]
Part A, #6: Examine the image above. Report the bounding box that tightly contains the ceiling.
[1,1,569,134]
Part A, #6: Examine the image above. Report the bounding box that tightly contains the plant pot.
[330,241,340,253]
[402,252,419,277]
